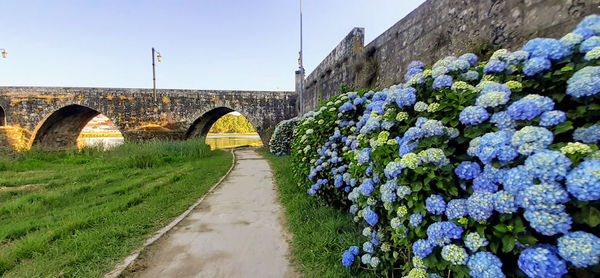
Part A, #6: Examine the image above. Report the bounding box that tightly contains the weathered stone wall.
[0,87,296,150]
[303,0,600,111]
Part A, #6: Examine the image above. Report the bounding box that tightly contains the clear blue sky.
[0,0,424,91]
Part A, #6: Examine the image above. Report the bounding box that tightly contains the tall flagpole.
[299,0,305,115]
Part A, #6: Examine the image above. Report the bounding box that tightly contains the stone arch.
[186,107,262,141]
[0,104,5,126]
[30,104,123,151]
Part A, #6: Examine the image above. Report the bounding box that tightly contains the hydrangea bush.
[291,15,600,277]
[269,117,299,156]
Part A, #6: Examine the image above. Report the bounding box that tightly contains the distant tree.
[208,114,258,134]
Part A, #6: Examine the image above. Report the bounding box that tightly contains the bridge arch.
[186,107,262,141]
[0,104,5,126]
[30,104,123,150]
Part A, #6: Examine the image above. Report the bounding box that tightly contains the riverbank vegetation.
[0,140,232,277]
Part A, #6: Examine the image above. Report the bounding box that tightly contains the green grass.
[0,139,232,277]
[257,149,375,278]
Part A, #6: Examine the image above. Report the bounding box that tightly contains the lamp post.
[0,49,7,59]
[152,47,162,102]
[298,0,305,115]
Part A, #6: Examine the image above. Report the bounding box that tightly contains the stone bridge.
[0,87,297,150]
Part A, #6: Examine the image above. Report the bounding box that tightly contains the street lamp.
[1,49,7,59]
[152,47,162,102]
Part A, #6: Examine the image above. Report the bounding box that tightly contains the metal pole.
[152,47,157,102]
[299,0,304,115]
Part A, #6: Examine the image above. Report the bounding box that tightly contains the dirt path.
[127,149,295,278]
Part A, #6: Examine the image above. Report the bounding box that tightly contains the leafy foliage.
[291,15,600,278]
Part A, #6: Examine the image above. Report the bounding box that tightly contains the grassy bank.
[257,149,372,277]
[0,140,232,277]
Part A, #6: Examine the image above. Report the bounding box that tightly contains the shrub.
[269,118,299,156]
[291,15,600,277]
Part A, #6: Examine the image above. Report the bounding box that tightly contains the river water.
[80,134,262,150]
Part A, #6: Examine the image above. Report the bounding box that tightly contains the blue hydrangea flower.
[507,50,530,64]
[455,161,481,180]
[357,148,371,165]
[461,70,479,81]
[490,111,516,129]
[363,241,374,253]
[396,87,417,107]
[517,183,570,210]
[506,99,542,121]
[465,232,489,252]
[339,102,354,112]
[522,38,571,60]
[511,126,554,155]
[467,191,494,221]
[396,185,412,199]
[459,53,479,66]
[576,14,600,37]
[441,244,468,265]
[467,252,505,278]
[539,110,566,127]
[518,247,567,278]
[560,33,584,49]
[573,124,600,144]
[523,57,552,76]
[361,253,372,265]
[407,60,425,71]
[522,94,555,112]
[445,199,468,219]
[370,256,380,268]
[524,150,571,182]
[524,205,571,236]
[350,204,359,214]
[473,130,518,164]
[363,206,379,226]
[502,166,534,195]
[409,213,423,227]
[360,116,381,134]
[476,91,511,108]
[574,27,595,39]
[342,249,355,267]
[580,36,600,53]
[459,106,490,125]
[585,46,600,61]
[380,180,397,203]
[384,161,404,179]
[425,194,446,215]
[483,60,506,73]
[390,217,403,229]
[448,58,471,72]
[418,148,450,166]
[565,159,600,201]
[334,174,344,188]
[473,175,499,193]
[413,239,435,258]
[426,221,464,246]
[566,66,600,98]
[414,101,428,112]
[493,190,518,214]
[557,231,600,268]
[432,75,453,89]
[349,245,359,255]
[360,179,375,196]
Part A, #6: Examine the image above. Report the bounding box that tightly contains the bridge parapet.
[0,87,297,150]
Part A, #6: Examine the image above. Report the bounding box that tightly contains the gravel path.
[127,149,295,278]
